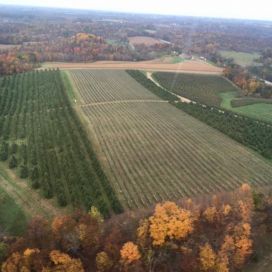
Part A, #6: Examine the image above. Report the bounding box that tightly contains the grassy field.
[0,184,27,236]
[159,55,185,64]
[153,72,238,106]
[153,72,272,122]
[220,92,272,122]
[219,50,260,67]
[231,97,272,107]
[68,69,272,210]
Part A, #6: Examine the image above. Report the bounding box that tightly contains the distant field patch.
[128,36,169,46]
[159,55,185,64]
[220,92,272,122]
[231,97,272,108]
[219,50,260,67]
[42,60,223,74]
[68,69,272,210]
[0,44,18,50]
[154,72,238,106]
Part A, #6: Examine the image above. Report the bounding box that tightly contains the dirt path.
[80,99,169,107]
[42,60,223,74]
[146,72,193,103]
[0,164,68,219]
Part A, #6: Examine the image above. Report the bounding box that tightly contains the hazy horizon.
[1,0,272,21]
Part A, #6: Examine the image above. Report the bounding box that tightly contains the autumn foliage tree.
[148,201,194,246]
[1,184,256,271]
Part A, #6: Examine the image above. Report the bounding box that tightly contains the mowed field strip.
[68,69,272,209]
[43,59,223,74]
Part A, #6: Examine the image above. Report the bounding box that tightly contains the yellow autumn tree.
[137,219,149,247]
[199,243,216,271]
[221,204,232,217]
[233,237,252,267]
[238,200,252,222]
[232,223,253,268]
[42,250,84,272]
[1,252,22,272]
[216,254,229,272]
[96,251,113,271]
[203,206,217,223]
[149,201,194,246]
[2,248,40,272]
[89,206,104,224]
[120,242,141,264]
[220,235,235,255]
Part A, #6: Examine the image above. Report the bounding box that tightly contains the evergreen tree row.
[173,102,272,160]
[0,69,123,216]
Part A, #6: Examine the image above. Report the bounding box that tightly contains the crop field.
[219,50,260,67]
[128,36,168,46]
[0,70,121,215]
[68,70,161,104]
[69,69,272,209]
[153,72,238,106]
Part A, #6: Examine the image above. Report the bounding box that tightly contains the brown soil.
[42,60,223,74]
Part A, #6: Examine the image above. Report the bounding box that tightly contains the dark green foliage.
[126,70,177,101]
[10,143,17,154]
[0,242,7,262]
[127,69,272,160]
[0,143,8,161]
[231,97,272,108]
[0,188,27,236]
[0,70,122,215]
[172,102,272,160]
[20,165,28,179]
[252,191,265,211]
[30,166,39,181]
[9,155,17,169]
[154,72,238,106]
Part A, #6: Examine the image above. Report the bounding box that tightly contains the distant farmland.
[43,59,223,74]
[219,50,260,67]
[154,72,238,106]
[128,36,169,46]
[68,69,272,209]
[0,44,18,50]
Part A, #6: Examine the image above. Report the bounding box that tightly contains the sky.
[1,0,272,21]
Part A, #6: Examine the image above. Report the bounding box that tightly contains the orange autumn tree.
[199,243,216,271]
[2,248,41,272]
[232,223,253,268]
[120,242,141,264]
[148,201,194,246]
[42,250,84,272]
[203,206,218,223]
[2,184,255,272]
